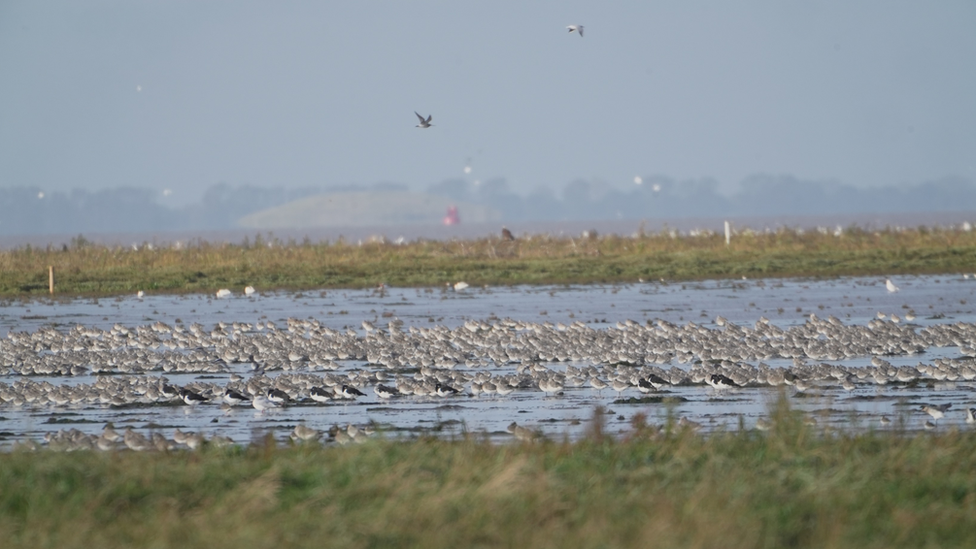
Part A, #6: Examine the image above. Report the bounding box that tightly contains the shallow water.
[2,273,976,450]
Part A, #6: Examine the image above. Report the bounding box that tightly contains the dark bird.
[501,227,515,241]
[310,386,333,403]
[435,383,460,397]
[180,388,208,406]
[340,384,366,399]
[223,389,250,406]
[160,384,181,400]
[267,388,291,404]
[638,374,668,393]
[374,384,402,399]
[645,374,668,389]
[707,374,737,390]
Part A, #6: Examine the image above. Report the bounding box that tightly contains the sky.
[1,1,975,206]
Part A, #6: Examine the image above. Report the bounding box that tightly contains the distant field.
[0,225,974,297]
[3,403,976,549]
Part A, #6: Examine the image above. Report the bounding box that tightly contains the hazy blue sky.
[2,1,974,206]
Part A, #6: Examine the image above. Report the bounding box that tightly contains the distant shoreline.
[0,210,972,250]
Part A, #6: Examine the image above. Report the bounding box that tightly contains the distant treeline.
[429,174,976,222]
[0,175,972,235]
[0,184,323,235]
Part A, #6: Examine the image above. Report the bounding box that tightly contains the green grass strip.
[2,226,975,297]
[2,404,975,549]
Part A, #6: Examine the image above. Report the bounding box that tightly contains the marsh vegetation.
[3,402,976,549]
[2,225,975,297]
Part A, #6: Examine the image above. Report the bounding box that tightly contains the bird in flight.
[415,112,433,128]
[566,25,583,37]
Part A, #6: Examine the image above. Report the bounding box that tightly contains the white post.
[724,221,731,246]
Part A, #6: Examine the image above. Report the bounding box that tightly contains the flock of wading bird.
[4,293,976,450]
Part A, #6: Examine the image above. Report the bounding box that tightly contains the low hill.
[237,191,501,229]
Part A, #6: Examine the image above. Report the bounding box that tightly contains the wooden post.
[49,266,54,294]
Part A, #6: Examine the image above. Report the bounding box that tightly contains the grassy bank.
[2,408,976,548]
[1,226,975,297]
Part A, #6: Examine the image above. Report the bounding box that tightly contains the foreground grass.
[1,225,975,297]
[3,410,976,548]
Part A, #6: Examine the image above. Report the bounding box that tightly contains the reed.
[1,225,974,297]
[2,401,976,548]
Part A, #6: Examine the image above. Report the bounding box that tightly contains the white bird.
[885,279,899,293]
[415,112,433,128]
[921,404,951,421]
[251,395,279,413]
[136,290,144,299]
[244,286,256,296]
[566,24,584,37]
[216,288,232,298]
[453,281,469,292]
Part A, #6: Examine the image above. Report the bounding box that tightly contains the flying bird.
[415,112,433,128]
[920,403,951,421]
[566,24,583,37]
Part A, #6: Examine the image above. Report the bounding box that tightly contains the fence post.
[49,266,54,294]
[724,221,731,246]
